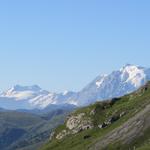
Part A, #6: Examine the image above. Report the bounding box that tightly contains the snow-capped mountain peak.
[0,85,45,100]
[75,64,150,106]
[120,64,147,87]
[9,85,41,92]
[0,84,76,109]
[120,64,144,74]
[0,64,150,109]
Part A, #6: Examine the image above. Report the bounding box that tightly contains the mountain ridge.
[0,64,150,109]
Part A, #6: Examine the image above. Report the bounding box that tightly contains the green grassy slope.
[41,82,150,150]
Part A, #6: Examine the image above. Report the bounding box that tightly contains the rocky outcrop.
[66,113,93,133]
[98,112,126,129]
[66,113,85,130]
[55,110,126,140]
[56,130,70,140]
[55,113,94,140]
[49,131,55,140]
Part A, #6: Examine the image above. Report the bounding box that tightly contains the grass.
[41,82,150,150]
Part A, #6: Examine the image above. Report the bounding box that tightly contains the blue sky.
[0,0,150,92]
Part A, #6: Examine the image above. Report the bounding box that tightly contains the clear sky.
[0,0,150,92]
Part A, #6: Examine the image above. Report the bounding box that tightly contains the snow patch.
[96,75,108,88]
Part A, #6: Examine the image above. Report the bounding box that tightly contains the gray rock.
[56,130,70,140]
[49,131,55,141]
[56,113,94,140]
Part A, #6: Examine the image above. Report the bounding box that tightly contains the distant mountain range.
[0,64,150,110]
